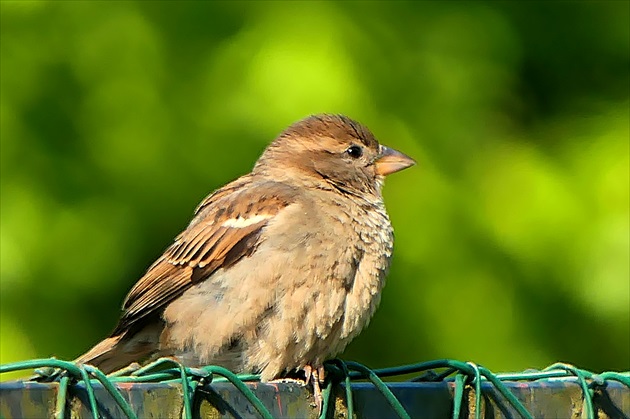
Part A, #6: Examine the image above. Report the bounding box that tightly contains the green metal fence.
[1,358,629,418]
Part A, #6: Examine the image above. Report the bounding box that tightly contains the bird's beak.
[374,145,416,176]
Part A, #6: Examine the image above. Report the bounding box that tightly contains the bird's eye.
[346,145,363,159]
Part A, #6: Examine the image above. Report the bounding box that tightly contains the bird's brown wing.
[112,178,295,336]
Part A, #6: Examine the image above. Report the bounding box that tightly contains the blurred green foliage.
[1,1,628,381]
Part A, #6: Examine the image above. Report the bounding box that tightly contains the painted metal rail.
[1,358,628,418]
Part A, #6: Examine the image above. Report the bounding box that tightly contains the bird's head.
[255,114,415,197]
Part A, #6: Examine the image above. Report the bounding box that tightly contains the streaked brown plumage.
[76,114,414,406]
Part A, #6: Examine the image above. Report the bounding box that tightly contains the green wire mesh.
[1,357,628,419]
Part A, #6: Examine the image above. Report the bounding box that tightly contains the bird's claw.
[304,365,326,414]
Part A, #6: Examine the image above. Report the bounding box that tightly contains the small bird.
[75,114,414,407]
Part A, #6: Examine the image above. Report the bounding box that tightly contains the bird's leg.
[317,365,326,383]
[304,364,325,414]
[303,364,313,384]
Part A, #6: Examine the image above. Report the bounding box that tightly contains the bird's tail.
[33,325,161,382]
[74,335,129,374]
[32,335,129,382]
[74,325,162,374]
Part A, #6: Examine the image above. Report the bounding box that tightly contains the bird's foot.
[304,365,326,414]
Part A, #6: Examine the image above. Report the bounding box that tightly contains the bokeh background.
[1,1,628,380]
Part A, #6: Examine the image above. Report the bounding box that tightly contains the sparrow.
[75,114,415,408]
